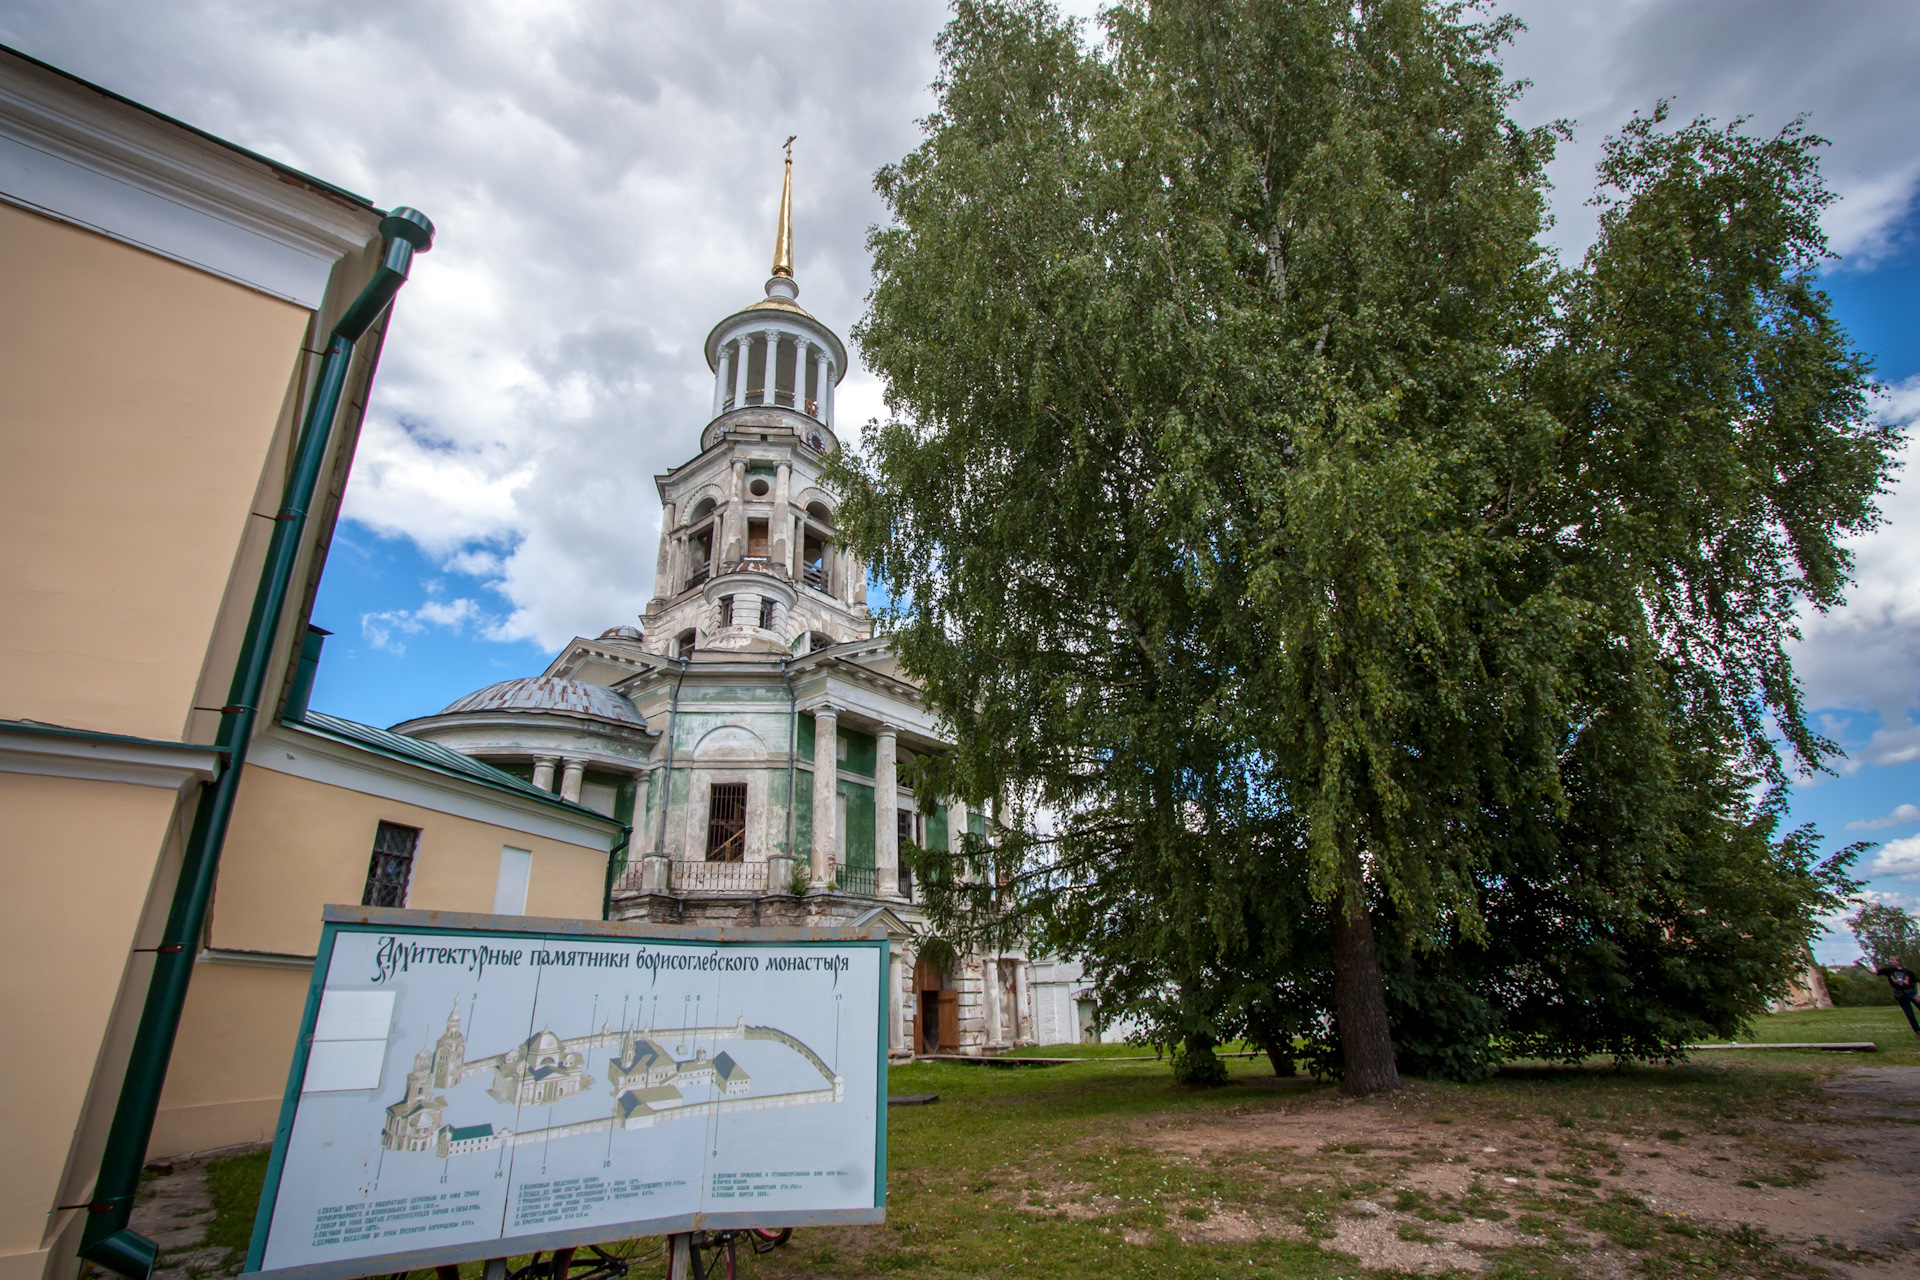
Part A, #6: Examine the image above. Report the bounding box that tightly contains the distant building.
[396,156,1054,1060]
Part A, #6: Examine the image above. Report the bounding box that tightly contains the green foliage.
[833,0,1888,1082]
[1847,901,1920,967]
[1168,1038,1229,1086]
[1822,965,1895,1007]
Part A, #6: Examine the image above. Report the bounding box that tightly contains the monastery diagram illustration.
[381,1001,841,1158]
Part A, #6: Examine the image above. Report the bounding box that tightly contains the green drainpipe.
[79,208,434,1280]
[601,822,633,920]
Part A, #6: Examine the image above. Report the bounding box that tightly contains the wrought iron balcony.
[834,864,877,898]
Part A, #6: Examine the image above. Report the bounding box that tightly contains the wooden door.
[937,992,959,1052]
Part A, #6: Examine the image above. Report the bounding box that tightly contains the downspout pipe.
[601,823,633,920]
[80,208,434,1280]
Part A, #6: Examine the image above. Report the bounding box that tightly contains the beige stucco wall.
[149,963,309,1159]
[209,765,610,955]
[0,202,311,743]
[154,765,611,1155]
[0,774,184,1280]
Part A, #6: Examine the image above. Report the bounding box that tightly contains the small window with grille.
[897,810,919,901]
[759,597,776,629]
[719,595,734,627]
[706,782,747,861]
[809,632,833,653]
[362,821,419,908]
[676,629,697,658]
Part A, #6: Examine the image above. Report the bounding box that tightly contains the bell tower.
[643,147,869,659]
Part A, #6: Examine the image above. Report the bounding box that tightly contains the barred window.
[897,810,919,901]
[759,597,776,629]
[706,783,747,862]
[362,821,419,908]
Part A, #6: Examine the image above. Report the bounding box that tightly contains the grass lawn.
[184,1013,1918,1280]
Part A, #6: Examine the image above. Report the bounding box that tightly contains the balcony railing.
[687,563,710,588]
[834,864,877,897]
[672,860,768,893]
[802,565,829,592]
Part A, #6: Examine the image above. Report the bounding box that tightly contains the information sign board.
[243,907,887,1280]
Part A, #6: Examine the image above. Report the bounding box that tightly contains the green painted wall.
[841,780,875,870]
[926,805,949,852]
[798,711,815,758]
[841,728,876,778]
[794,776,812,857]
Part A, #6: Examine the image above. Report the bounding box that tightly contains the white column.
[950,797,969,854]
[1013,959,1031,1044]
[852,552,867,607]
[792,337,810,412]
[810,707,837,888]
[653,500,675,598]
[532,757,558,792]
[823,359,836,426]
[984,957,1003,1045]
[772,462,792,570]
[732,334,750,408]
[723,459,746,563]
[761,329,780,406]
[559,758,586,803]
[814,350,829,422]
[711,347,729,417]
[876,726,899,897]
[890,949,906,1052]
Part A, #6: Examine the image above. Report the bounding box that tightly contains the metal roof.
[298,711,618,824]
[439,677,646,728]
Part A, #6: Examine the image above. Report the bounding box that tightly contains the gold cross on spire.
[772,137,796,279]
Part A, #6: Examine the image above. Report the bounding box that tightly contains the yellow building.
[0,46,623,1280]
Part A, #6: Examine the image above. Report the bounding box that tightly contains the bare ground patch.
[1135,1066,1920,1277]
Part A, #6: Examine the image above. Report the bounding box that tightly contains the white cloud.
[1790,378,1920,769]
[1870,835,1920,882]
[1849,803,1920,831]
[361,597,490,655]
[2,0,1914,659]
[1501,0,1920,264]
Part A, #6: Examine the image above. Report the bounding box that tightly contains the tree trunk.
[1328,843,1401,1097]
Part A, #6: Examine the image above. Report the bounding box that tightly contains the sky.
[4,0,1916,961]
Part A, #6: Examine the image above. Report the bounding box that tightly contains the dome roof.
[597,624,644,642]
[439,677,645,727]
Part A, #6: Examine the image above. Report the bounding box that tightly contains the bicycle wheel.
[749,1228,792,1254]
[563,1237,655,1280]
[692,1234,735,1280]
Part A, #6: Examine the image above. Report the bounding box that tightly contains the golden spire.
[771,136,796,279]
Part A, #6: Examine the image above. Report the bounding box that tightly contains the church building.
[396,156,1049,1057]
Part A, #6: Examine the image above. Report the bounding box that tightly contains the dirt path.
[1135,1067,1920,1276]
[126,1156,244,1280]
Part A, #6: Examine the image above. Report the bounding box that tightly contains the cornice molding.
[0,49,379,307]
[0,720,218,790]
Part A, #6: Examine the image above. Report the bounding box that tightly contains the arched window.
[685,497,718,590]
[805,500,834,527]
[808,632,834,654]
